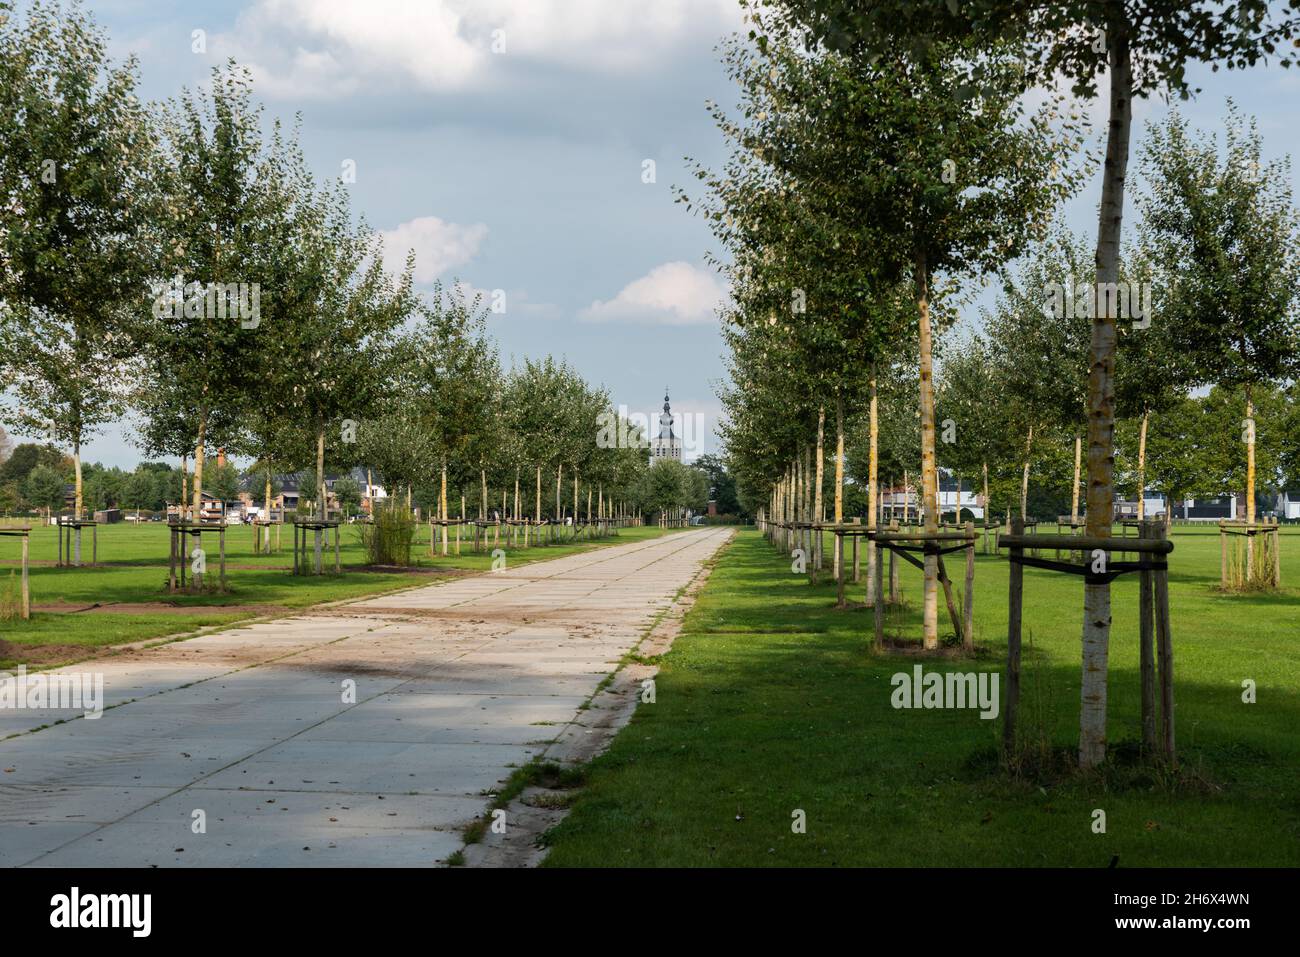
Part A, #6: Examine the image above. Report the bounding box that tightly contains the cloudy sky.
[15,1,1300,469]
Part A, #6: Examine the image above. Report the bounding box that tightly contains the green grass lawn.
[0,520,676,668]
[541,524,1300,867]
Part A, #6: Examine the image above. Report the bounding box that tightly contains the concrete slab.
[1,527,732,867]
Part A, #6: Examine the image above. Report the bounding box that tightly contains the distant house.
[236,467,388,520]
[1114,492,1170,519]
[1263,489,1300,521]
[167,491,229,522]
[879,470,984,521]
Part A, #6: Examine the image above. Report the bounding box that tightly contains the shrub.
[360,501,414,566]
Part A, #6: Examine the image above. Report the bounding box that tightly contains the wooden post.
[1220,522,1227,589]
[888,521,899,603]
[1154,521,1175,765]
[1273,517,1281,587]
[1003,517,1024,758]
[21,532,30,620]
[1138,519,1157,754]
[851,517,860,584]
[962,521,974,653]
[937,554,964,643]
[873,539,885,651]
[835,530,846,608]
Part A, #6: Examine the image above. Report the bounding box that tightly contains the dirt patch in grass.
[0,639,98,666]
[32,601,295,616]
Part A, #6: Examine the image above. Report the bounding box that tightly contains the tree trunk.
[1136,410,1148,521]
[556,465,563,526]
[481,469,488,520]
[1245,387,1256,580]
[440,457,449,556]
[192,412,208,519]
[180,454,188,522]
[866,371,879,607]
[1079,18,1132,770]
[1072,433,1082,524]
[73,441,83,520]
[1245,388,1256,525]
[813,407,825,582]
[315,429,326,571]
[834,396,844,589]
[1021,425,1033,519]
[916,249,940,649]
[982,461,990,525]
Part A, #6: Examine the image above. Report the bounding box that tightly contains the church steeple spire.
[653,388,681,463]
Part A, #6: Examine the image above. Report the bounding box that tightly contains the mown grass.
[541,525,1300,867]
[0,521,676,667]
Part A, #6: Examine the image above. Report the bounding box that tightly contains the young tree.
[0,0,155,520]
[771,0,1300,766]
[985,230,1093,521]
[269,174,415,561]
[936,335,1015,526]
[140,64,282,517]
[333,477,362,520]
[24,464,65,521]
[1139,103,1300,555]
[748,23,1086,646]
[397,284,495,554]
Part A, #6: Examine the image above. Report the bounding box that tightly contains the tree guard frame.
[999,517,1176,766]
[167,520,228,593]
[0,526,32,619]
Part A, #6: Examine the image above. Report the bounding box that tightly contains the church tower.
[652,389,682,465]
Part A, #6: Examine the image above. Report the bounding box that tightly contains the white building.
[651,390,682,465]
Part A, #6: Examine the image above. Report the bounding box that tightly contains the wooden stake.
[1154,522,1175,765]
[1139,520,1157,754]
[22,533,30,619]
[1004,516,1025,757]
[962,521,974,652]
[873,537,885,651]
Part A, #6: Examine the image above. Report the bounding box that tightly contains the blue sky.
[10,1,1300,470]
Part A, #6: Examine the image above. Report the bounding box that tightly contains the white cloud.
[581,261,727,326]
[377,216,488,284]
[221,0,743,97]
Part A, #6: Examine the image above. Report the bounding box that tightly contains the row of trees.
[0,2,717,544]
[704,0,1300,769]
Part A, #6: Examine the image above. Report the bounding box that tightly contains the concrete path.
[0,528,731,867]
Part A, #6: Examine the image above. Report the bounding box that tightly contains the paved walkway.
[0,528,731,867]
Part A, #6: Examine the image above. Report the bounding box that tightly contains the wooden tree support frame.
[292,519,341,576]
[167,521,229,593]
[56,518,98,568]
[1218,518,1281,591]
[0,527,32,619]
[252,519,282,555]
[1000,517,1176,765]
[871,524,976,653]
